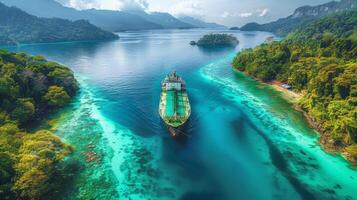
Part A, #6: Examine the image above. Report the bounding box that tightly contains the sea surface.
[4,29,357,200]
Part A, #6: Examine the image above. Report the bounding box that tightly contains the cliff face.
[291,0,356,18]
[240,0,357,35]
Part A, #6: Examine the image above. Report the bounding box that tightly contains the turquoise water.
[164,90,185,117]
[4,29,357,200]
[165,91,175,117]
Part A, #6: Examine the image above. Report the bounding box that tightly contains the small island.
[190,41,197,45]
[190,33,239,48]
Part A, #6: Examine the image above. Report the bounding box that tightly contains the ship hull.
[159,72,191,137]
[166,121,189,138]
[159,91,191,132]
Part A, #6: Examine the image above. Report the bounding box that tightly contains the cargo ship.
[159,72,191,137]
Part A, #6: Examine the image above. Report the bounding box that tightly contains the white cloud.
[221,8,268,19]
[258,8,269,17]
[58,0,148,11]
[169,0,203,17]
[221,11,252,18]
[118,0,149,11]
[239,12,253,17]
[221,11,237,18]
[63,0,100,10]
[221,11,230,18]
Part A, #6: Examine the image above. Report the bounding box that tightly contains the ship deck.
[159,88,190,128]
[165,90,186,117]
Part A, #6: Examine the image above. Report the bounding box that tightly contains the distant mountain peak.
[178,16,226,29]
[239,0,357,35]
[291,0,356,18]
[0,0,199,31]
[0,1,118,45]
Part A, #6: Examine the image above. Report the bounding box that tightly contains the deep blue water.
[4,29,357,200]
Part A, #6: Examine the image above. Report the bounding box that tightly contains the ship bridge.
[162,71,186,91]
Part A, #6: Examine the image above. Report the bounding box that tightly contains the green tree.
[346,144,357,160]
[232,9,357,160]
[0,50,77,198]
[13,130,73,199]
[43,86,71,107]
[10,99,35,124]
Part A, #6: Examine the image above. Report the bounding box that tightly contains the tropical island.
[190,33,239,48]
[233,9,357,164]
[0,2,118,45]
[0,49,78,199]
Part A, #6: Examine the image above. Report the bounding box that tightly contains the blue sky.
[57,0,333,26]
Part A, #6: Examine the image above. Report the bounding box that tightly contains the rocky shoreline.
[295,105,357,167]
[235,68,357,167]
[270,83,357,167]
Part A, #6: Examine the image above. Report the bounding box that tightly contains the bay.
[4,29,357,200]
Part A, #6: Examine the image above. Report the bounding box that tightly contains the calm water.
[4,29,357,200]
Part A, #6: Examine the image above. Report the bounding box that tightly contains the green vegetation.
[233,9,357,163]
[0,2,118,45]
[44,86,71,107]
[193,33,239,47]
[0,49,78,199]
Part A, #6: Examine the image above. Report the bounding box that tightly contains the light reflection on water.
[4,29,357,200]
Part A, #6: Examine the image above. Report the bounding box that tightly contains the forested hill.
[289,9,357,41]
[0,2,118,45]
[0,49,79,199]
[178,16,226,28]
[0,0,195,31]
[233,9,357,164]
[239,0,357,36]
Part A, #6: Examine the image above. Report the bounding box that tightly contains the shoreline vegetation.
[269,81,301,103]
[232,9,357,165]
[267,81,357,167]
[236,62,357,167]
[0,50,79,199]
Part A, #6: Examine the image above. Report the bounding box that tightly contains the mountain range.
[0,0,224,32]
[178,16,226,29]
[0,2,118,45]
[239,0,357,35]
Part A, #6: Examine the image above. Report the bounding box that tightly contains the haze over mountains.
[0,2,117,45]
[2,0,353,46]
[0,0,224,31]
[126,10,195,29]
[178,16,226,29]
[239,0,357,35]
